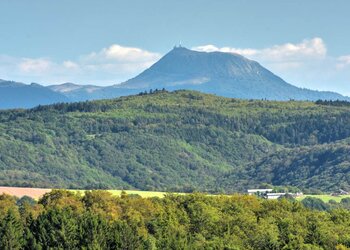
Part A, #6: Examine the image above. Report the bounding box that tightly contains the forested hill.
[1,90,350,192]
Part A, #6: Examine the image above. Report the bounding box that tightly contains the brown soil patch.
[0,186,52,199]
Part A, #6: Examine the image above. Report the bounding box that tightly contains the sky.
[0,0,350,95]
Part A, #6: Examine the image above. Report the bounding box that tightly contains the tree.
[110,220,148,250]
[33,208,79,249]
[0,210,24,250]
[301,197,330,211]
[78,212,109,249]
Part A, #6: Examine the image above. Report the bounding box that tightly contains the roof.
[247,189,273,193]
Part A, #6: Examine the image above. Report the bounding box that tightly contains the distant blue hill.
[0,80,69,109]
[0,47,349,109]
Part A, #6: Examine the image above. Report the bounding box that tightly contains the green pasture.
[68,189,185,198]
[107,190,182,198]
[67,189,350,203]
[296,194,350,203]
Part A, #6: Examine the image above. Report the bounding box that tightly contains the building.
[266,193,286,199]
[247,189,273,195]
[247,188,303,200]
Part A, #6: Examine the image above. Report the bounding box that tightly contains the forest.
[1,190,350,249]
[0,90,350,193]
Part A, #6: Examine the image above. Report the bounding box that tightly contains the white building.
[266,193,286,199]
[247,189,303,199]
[247,189,273,195]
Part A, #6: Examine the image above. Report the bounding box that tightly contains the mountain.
[48,82,104,101]
[119,47,348,101]
[0,80,69,109]
[1,47,349,109]
[48,82,140,101]
[47,47,350,103]
[0,90,349,192]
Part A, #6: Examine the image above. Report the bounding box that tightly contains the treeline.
[302,196,350,211]
[1,191,350,249]
[316,99,350,107]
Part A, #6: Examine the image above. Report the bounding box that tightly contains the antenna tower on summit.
[173,42,183,49]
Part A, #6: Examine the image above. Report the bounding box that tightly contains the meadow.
[297,194,350,202]
[2,186,349,203]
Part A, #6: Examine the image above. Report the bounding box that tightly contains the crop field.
[0,186,183,199]
[106,190,183,198]
[70,189,181,198]
[0,186,51,200]
[2,186,350,203]
[297,194,350,202]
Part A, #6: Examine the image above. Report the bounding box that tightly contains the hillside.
[0,80,69,109]
[48,83,104,101]
[0,90,350,192]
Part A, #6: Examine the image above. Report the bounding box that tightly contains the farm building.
[247,189,273,195]
[247,188,303,200]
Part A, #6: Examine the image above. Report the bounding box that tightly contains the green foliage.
[1,90,350,192]
[1,190,350,249]
[301,197,331,211]
[0,209,24,250]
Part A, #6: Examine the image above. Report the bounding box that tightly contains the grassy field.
[296,194,350,202]
[73,192,350,202]
[2,186,350,203]
[67,189,183,198]
[67,189,187,198]
[0,186,186,199]
[106,190,184,198]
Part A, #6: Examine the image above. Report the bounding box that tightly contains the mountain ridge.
[0,80,69,109]
[1,47,349,109]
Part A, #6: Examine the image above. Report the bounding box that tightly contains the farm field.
[106,189,185,198]
[297,194,350,202]
[0,186,51,200]
[2,186,350,203]
[70,189,184,198]
[0,186,184,199]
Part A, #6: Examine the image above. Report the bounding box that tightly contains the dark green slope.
[0,90,350,192]
[222,140,350,192]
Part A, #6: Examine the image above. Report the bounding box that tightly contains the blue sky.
[1,0,350,95]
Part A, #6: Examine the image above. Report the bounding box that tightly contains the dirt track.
[0,186,51,199]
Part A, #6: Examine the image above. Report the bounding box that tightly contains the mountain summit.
[0,47,349,109]
[119,47,347,100]
[121,46,278,89]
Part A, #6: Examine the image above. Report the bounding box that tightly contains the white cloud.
[337,55,350,69]
[0,44,161,85]
[193,38,327,66]
[77,44,161,78]
[0,40,349,96]
[193,38,350,95]
[101,44,160,62]
[63,60,79,70]
[18,58,52,73]
[82,44,161,67]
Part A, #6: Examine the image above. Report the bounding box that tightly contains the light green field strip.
[296,195,350,203]
[68,189,185,198]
